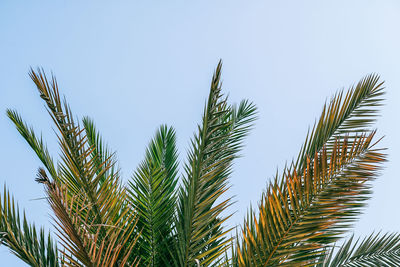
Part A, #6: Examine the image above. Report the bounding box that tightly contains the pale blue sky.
[1,1,400,265]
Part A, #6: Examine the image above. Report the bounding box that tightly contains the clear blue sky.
[1,1,399,265]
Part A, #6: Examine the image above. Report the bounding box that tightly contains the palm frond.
[37,168,139,267]
[6,109,57,179]
[0,186,60,267]
[237,75,386,266]
[238,132,386,266]
[127,125,179,266]
[174,61,257,267]
[318,232,400,267]
[82,116,117,187]
[296,74,384,171]
[9,68,141,265]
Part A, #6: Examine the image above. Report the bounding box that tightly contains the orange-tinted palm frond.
[38,168,139,266]
[238,133,386,266]
[237,75,386,267]
[18,69,140,265]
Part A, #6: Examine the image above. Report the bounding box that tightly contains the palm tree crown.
[1,62,398,266]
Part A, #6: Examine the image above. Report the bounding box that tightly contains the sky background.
[1,1,400,265]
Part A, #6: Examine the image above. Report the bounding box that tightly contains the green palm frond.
[174,61,257,267]
[6,109,57,179]
[82,117,118,187]
[0,186,60,267]
[237,75,386,266]
[9,68,140,265]
[296,74,384,171]
[318,232,400,267]
[127,125,179,266]
[238,133,386,266]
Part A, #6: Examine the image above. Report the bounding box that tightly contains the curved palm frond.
[237,75,386,266]
[8,69,140,265]
[127,125,179,266]
[6,109,57,179]
[238,133,386,266]
[173,61,257,267]
[296,74,384,171]
[0,186,60,267]
[318,232,400,267]
[37,168,139,266]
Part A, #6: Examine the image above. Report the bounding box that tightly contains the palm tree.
[1,62,398,266]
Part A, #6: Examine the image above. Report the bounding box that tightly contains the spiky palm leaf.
[296,74,384,171]
[6,110,130,265]
[36,169,139,266]
[237,75,386,266]
[173,62,257,267]
[318,232,400,267]
[0,186,60,267]
[8,69,140,265]
[238,133,386,266]
[127,125,179,266]
[82,117,118,187]
[6,109,57,179]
